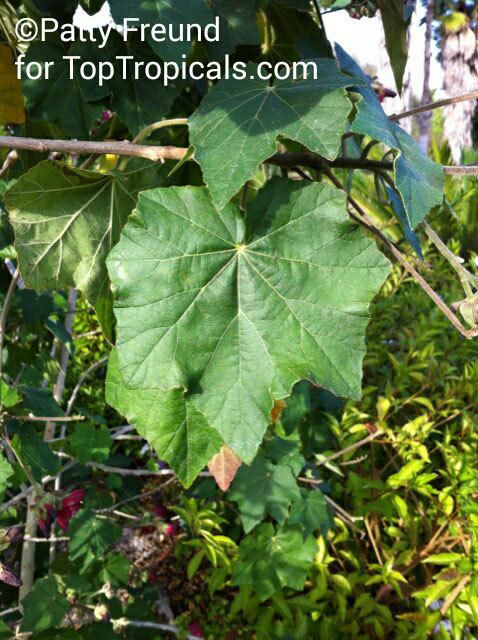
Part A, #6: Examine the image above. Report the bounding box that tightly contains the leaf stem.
[132,118,189,145]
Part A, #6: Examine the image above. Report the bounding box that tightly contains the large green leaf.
[20,575,69,633]
[108,0,214,62]
[228,451,301,532]
[105,349,223,487]
[189,58,355,208]
[336,45,444,228]
[5,160,156,338]
[108,178,390,463]
[232,523,316,600]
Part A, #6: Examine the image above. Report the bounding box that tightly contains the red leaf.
[207,446,242,491]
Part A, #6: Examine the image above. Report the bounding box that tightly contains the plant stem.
[18,489,39,607]
[392,90,478,122]
[65,357,108,417]
[319,162,478,339]
[317,431,383,468]
[423,221,478,297]
[44,288,77,441]
[4,134,478,175]
[113,619,202,640]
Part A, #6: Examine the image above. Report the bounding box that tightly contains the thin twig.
[24,535,69,543]
[65,357,108,416]
[440,575,471,615]
[423,221,478,296]
[96,478,176,514]
[365,517,383,565]
[132,118,189,144]
[0,136,187,162]
[4,259,25,288]
[392,90,478,121]
[0,149,18,177]
[20,415,85,423]
[44,288,77,439]
[19,490,39,606]
[0,606,20,618]
[319,162,478,339]
[317,431,383,467]
[443,165,478,176]
[114,618,202,640]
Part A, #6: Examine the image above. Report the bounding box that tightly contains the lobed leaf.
[189,58,356,208]
[228,451,301,532]
[232,522,317,600]
[5,160,160,338]
[336,44,444,228]
[108,178,390,464]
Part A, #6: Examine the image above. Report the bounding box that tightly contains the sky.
[74,1,444,103]
[323,2,443,96]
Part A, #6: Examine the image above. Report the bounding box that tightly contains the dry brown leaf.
[0,44,25,125]
[207,445,242,491]
[270,399,286,424]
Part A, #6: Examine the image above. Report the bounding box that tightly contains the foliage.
[1,1,478,638]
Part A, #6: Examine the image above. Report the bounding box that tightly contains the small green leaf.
[68,509,121,573]
[98,553,130,586]
[0,453,13,495]
[264,437,305,476]
[20,575,69,633]
[377,0,411,94]
[0,380,21,408]
[70,423,112,464]
[422,553,464,565]
[387,459,425,488]
[229,452,301,532]
[11,427,60,482]
[288,491,331,538]
[232,523,316,600]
